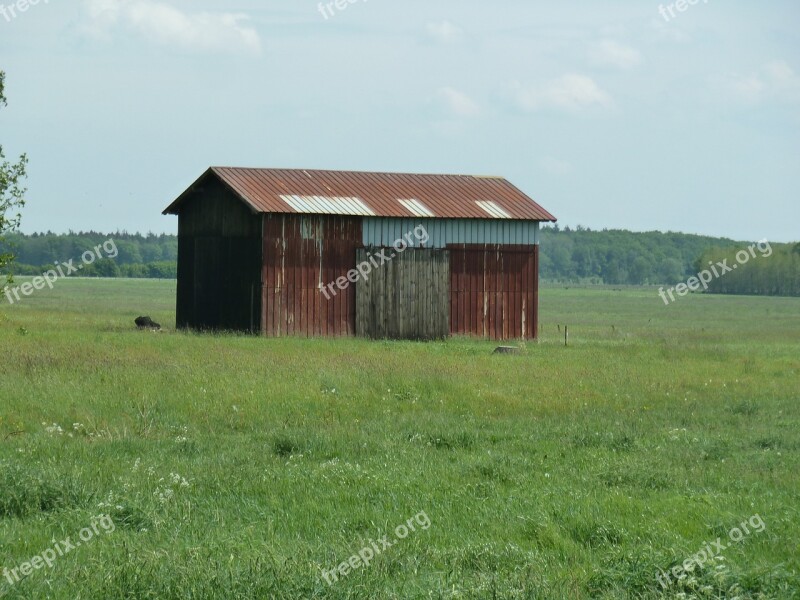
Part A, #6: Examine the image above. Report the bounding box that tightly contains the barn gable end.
[174,175,262,332]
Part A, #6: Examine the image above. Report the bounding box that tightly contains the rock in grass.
[493,346,520,355]
[135,316,161,331]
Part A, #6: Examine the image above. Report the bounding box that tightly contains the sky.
[0,0,798,241]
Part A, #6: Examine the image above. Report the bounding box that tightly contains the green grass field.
[1,279,798,599]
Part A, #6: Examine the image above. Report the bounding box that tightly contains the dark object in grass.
[493,346,520,355]
[135,316,161,331]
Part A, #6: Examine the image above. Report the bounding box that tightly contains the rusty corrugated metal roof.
[163,167,557,221]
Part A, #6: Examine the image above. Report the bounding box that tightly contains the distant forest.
[1,232,177,279]
[540,226,737,284]
[539,226,799,297]
[1,228,798,296]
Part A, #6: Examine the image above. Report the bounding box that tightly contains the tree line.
[1,228,797,296]
[1,231,177,279]
[539,226,740,284]
[540,226,798,296]
[696,243,800,297]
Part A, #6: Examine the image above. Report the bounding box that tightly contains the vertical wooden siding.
[356,248,450,340]
[449,244,539,340]
[176,180,262,331]
[262,215,362,337]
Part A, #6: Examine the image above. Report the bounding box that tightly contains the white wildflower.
[44,423,64,435]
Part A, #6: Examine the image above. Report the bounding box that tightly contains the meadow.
[0,279,798,599]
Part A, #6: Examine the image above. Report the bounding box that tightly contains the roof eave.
[162,167,261,216]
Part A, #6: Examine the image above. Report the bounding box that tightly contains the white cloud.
[731,75,766,104]
[437,87,480,117]
[588,40,642,69]
[84,0,262,56]
[514,74,613,112]
[649,18,690,43]
[765,61,800,92]
[425,20,464,44]
[541,157,573,176]
[727,61,800,105]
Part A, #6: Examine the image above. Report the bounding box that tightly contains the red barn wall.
[261,214,362,337]
[449,245,539,340]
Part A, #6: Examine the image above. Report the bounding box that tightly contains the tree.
[657,258,684,284]
[629,256,652,285]
[0,71,28,286]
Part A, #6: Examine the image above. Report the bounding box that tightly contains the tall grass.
[0,280,798,598]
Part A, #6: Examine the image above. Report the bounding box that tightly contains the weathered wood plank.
[355,248,450,340]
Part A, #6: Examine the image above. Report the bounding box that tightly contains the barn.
[162,167,556,340]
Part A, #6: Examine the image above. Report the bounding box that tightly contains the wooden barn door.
[356,248,450,340]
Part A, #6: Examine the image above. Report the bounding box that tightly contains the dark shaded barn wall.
[262,215,362,337]
[356,248,450,340]
[449,245,539,340]
[176,179,261,331]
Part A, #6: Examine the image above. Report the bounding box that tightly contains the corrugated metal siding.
[449,245,539,340]
[171,176,544,340]
[261,214,361,337]
[362,218,539,249]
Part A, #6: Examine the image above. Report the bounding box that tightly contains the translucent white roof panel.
[476,201,512,219]
[279,195,375,216]
[397,199,435,218]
